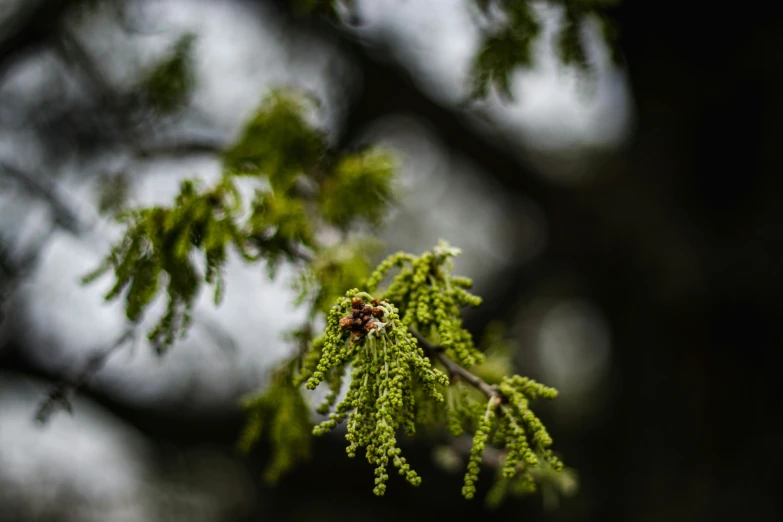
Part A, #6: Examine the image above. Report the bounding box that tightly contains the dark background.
[1,1,782,521]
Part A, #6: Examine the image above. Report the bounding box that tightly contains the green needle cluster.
[460,376,562,499]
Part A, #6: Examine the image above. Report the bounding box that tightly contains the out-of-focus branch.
[0,127,233,236]
[0,0,75,81]
[54,27,142,148]
[35,326,137,423]
[135,135,227,158]
[0,157,244,420]
[0,160,86,235]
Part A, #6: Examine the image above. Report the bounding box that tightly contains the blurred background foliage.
[1,0,782,521]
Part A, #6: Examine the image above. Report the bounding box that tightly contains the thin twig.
[35,327,137,424]
[0,160,87,235]
[409,327,499,398]
[56,29,139,148]
[135,133,226,158]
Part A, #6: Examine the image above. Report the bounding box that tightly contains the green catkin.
[306,289,449,495]
[301,248,565,499]
[462,396,500,499]
[365,240,484,369]
[458,376,561,500]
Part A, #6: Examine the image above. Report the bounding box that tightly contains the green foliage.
[224,92,326,190]
[558,3,588,69]
[137,33,196,114]
[366,241,484,368]
[84,90,395,351]
[432,441,577,509]
[471,0,540,99]
[291,0,622,99]
[305,290,450,495]
[460,376,561,499]
[238,364,314,484]
[485,450,578,509]
[318,147,397,229]
[82,176,250,352]
[294,239,381,316]
[224,92,396,229]
[468,0,622,99]
[297,244,564,499]
[246,190,316,274]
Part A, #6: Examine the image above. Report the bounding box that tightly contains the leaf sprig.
[82,176,249,352]
[84,90,395,352]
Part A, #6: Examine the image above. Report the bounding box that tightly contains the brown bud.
[339,317,354,330]
[372,307,384,319]
[372,299,381,306]
[352,310,361,319]
[351,297,364,309]
[363,305,373,315]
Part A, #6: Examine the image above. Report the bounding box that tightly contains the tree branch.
[408,327,499,398]
[35,326,137,423]
[55,26,144,147]
[0,159,87,235]
[0,0,75,81]
[135,134,227,158]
